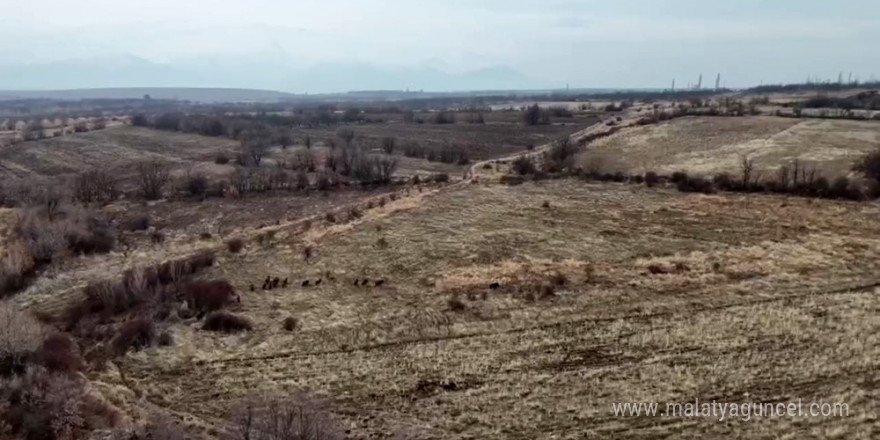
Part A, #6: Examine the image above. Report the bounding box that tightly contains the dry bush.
[499,175,525,186]
[150,231,165,244]
[713,173,734,191]
[0,367,121,440]
[543,138,578,173]
[123,215,150,231]
[228,392,344,440]
[348,207,363,220]
[14,205,115,265]
[852,148,880,183]
[137,161,171,200]
[73,170,118,205]
[523,104,549,125]
[186,251,216,273]
[0,245,36,297]
[676,176,715,194]
[511,156,537,175]
[549,272,567,286]
[157,331,174,347]
[36,333,84,374]
[67,252,216,327]
[183,280,236,314]
[283,316,299,332]
[112,318,156,355]
[202,312,252,333]
[644,171,661,187]
[670,171,689,184]
[184,171,209,198]
[227,238,245,253]
[447,295,466,312]
[109,414,191,440]
[0,301,45,374]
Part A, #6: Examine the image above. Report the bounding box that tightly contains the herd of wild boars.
[252,275,387,291]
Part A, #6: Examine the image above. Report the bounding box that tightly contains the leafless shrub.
[112,318,156,355]
[137,161,171,200]
[295,149,316,172]
[123,215,150,231]
[0,245,36,297]
[335,128,355,146]
[382,136,396,154]
[241,135,269,167]
[184,171,209,198]
[511,156,537,175]
[183,280,236,314]
[109,414,190,440]
[447,295,466,312]
[0,369,92,440]
[36,333,84,374]
[227,238,245,253]
[228,392,344,440]
[283,317,299,332]
[203,312,252,333]
[157,331,174,347]
[739,154,758,188]
[853,147,880,183]
[543,138,578,173]
[0,301,45,371]
[523,103,550,125]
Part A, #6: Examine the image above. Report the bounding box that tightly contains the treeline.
[748,81,880,94]
[508,148,880,203]
[789,91,880,111]
[401,142,471,165]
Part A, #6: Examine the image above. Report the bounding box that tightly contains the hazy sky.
[1,0,879,90]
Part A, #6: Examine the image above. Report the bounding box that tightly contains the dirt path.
[468,107,650,181]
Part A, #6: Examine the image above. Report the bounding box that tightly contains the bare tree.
[336,128,355,147]
[274,131,293,150]
[382,136,396,154]
[739,154,756,188]
[239,136,269,167]
[73,170,118,204]
[137,161,171,200]
[373,155,399,183]
[228,392,344,440]
[295,149,316,172]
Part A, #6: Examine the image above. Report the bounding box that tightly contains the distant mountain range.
[0,88,298,102]
[0,55,554,95]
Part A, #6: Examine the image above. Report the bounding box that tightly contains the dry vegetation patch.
[587,116,880,177]
[101,179,880,439]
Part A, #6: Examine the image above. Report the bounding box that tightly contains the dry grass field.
[89,179,880,439]
[290,115,598,162]
[0,126,240,180]
[3,104,879,440]
[586,116,880,178]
